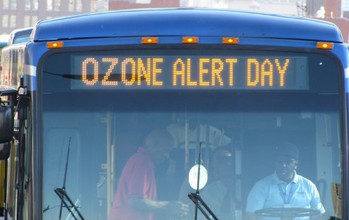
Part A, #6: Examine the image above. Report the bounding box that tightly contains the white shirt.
[246,172,325,220]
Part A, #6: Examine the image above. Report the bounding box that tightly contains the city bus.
[0,8,347,220]
[0,33,9,218]
[0,34,9,67]
[0,35,9,52]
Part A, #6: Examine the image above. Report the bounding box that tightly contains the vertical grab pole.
[106,113,112,213]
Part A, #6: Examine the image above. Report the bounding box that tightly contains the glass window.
[25,0,31,10]
[46,0,53,11]
[10,15,16,28]
[24,16,30,27]
[9,0,16,9]
[33,0,38,10]
[41,48,341,220]
[31,16,38,25]
[2,15,9,28]
[3,0,9,9]
[68,0,74,12]
[53,0,61,11]
[76,0,82,12]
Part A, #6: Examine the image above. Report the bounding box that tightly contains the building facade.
[0,0,108,35]
[109,0,179,10]
[1,0,349,41]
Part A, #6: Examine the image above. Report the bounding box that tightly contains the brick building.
[109,0,179,10]
[318,0,349,43]
[1,0,349,43]
[0,0,106,35]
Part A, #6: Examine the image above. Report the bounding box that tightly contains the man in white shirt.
[246,143,325,220]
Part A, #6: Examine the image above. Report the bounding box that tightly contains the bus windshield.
[41,47,341,220]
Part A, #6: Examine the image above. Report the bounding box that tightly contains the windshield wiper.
[54,187,85,220]
[188,143,218,220]
[54,137,85,220]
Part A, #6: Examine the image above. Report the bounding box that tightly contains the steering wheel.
[255,208,320,220]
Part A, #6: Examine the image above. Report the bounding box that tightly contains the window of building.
[68,0,82,12]
[47,0,53,10]
[25,0,31,10]
[10,0,16,9]
[54,0,61,11]
[3,0,9,9]
[24,16,31,27]
[33,0,38,10]
[76,0,82,11]
[343,0,349,12]
[68,0,74,12]
[10,15,16,28]
[32,16,38,26]
[2,15,9,28]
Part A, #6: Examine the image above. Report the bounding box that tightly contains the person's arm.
[128,197,189,218]
[309,181,325,219]
[246,179,269,220]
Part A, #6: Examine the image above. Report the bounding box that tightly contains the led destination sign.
[71,55,308,90]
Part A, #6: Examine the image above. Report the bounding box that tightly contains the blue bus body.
[0,8,348,220]
[34,9,341,41]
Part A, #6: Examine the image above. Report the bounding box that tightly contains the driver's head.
[274,142,299,183]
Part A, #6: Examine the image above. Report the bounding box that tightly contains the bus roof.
[33,8,342,43]
[8,27,33,45]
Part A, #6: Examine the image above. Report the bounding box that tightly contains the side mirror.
[0,142,11,160]
[0,105,14,143]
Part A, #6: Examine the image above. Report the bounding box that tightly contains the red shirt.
[108,147,157,220]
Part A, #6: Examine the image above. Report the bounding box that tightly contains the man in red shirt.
[108,129,189,220]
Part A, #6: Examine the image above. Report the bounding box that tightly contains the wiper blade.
[54,137,84,220]
[54,187,85,220]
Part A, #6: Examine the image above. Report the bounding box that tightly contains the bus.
[0,27,32,98]
[0,35,8,50]
[0,8,347,220]
[0,34,9,68]
[0,34,9,48]
[7,27,33,46]
[0,33,9,218]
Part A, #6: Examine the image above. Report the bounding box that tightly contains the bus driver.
[246,143,325,220]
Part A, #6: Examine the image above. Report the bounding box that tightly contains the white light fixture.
[188,164,208,190]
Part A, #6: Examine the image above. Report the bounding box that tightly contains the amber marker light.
[317,42,333,50]
[47,41,64,49]
[142,37,158,44]
[222,37,239,45]
[182,37,198,44]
